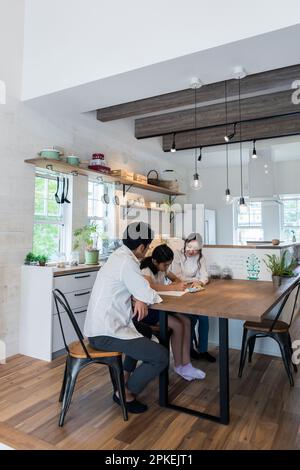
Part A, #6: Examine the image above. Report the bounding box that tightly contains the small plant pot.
[85,249,99,265]
[272,275,281,288]
[38,261,46,267]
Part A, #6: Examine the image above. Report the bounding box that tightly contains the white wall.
[22,0,300,99]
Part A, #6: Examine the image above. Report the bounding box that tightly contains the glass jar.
[222,267,233,280]
[56,252,66,268]
[209,263,222,279]
[70,251,80,266]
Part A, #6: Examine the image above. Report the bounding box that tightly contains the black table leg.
[158,312,230,425]
[159,310,169,407]
[219,317,230,425]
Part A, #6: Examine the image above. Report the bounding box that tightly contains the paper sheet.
[157,290,186,297]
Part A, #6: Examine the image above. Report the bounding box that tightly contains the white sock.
[181,363,206,380]
[174,365,193,381]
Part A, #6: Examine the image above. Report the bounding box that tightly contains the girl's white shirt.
[171,249,209,284]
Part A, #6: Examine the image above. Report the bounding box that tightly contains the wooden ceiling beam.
[135,90,297,139]
[162,114,300,151]
[97,64,300,122]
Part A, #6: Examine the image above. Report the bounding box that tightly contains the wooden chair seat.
[69,340,122,359]
[244,319,289,334]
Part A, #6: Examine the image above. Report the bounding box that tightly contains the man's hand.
[133,300,148,321]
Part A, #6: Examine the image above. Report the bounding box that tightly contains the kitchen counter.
[52,264,101,277]
[204,242,300,250]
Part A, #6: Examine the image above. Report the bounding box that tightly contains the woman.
[171,233,216,363]
[140,244,206,381]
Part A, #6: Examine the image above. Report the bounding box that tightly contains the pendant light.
[171,133,176,153]
[190,84,202,190]
[191,148,202,190]
[223,80,233,205]
[237,76,248,214]
[224,122,237,142]
[251,139,258,159]
[198,146,202,162]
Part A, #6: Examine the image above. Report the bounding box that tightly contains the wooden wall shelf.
[25,158,185,197]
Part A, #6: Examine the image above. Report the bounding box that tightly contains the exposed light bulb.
[191,173,202,190]
[251,140,258,159]
[238,197,248,214]
[171,133,176,153]
[224,189,233,205]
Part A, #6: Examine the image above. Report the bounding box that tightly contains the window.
[235,201,264,243]
[33,173,66,259]
[280,195,300,241]
[88,181,113,252]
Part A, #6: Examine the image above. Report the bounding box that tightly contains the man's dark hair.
[122,222,154,251]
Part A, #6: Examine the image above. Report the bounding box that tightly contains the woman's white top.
[84,245,162,340]
[171,249,209,284]
[141,267,169,285]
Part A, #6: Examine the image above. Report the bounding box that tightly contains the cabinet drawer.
[52,310,87,353]
[54,271,98,294]
[53,289,92,314]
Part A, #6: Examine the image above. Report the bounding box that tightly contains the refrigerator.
[174,204,216,244]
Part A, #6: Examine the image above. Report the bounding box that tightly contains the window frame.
[33,172,67,257]
[233,199,264,243]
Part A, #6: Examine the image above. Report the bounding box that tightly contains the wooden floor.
[1,326,300,450]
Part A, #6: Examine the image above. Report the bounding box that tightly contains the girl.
[140,244,206,381]
[171,233,216,363]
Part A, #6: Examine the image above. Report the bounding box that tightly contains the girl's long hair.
[140,244,174,275]
[183,233,203,270]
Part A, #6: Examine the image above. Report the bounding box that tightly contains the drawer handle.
[74,309,87,314]
[74,291,91,297]
[75,274,91,279]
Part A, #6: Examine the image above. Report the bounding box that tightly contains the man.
[84,222,168,413]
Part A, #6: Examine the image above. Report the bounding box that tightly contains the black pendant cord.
[225,80,229,190]
[238,77,244,199]
[194,86,198,175]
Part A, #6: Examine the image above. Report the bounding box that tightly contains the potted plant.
[24,252,38,265]
[264,250,297,287]
[73,223,101,265]
[36,255,48,267]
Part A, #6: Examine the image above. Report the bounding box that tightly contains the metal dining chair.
[238,280,300,386]
[52,289,128,426]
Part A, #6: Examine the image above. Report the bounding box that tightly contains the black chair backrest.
[52,289,91,358]
[269,280,300,332]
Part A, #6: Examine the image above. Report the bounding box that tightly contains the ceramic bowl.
[67,156,80,166]
[39,148,61,160]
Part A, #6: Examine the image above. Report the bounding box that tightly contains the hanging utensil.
[64,178,71,204]
[61,177,66,204]
[55,177,61,204]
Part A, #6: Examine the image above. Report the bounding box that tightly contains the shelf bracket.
[122,183,133,198]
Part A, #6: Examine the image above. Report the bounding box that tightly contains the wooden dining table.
[150,273,300,425]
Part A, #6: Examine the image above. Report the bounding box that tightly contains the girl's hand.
[170,281,187,291]
[133,300,148,321]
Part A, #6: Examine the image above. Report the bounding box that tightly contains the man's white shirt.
[84,245,162,340]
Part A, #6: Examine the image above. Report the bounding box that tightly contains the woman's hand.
[191,281,204,288]
[133,300,148,321]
